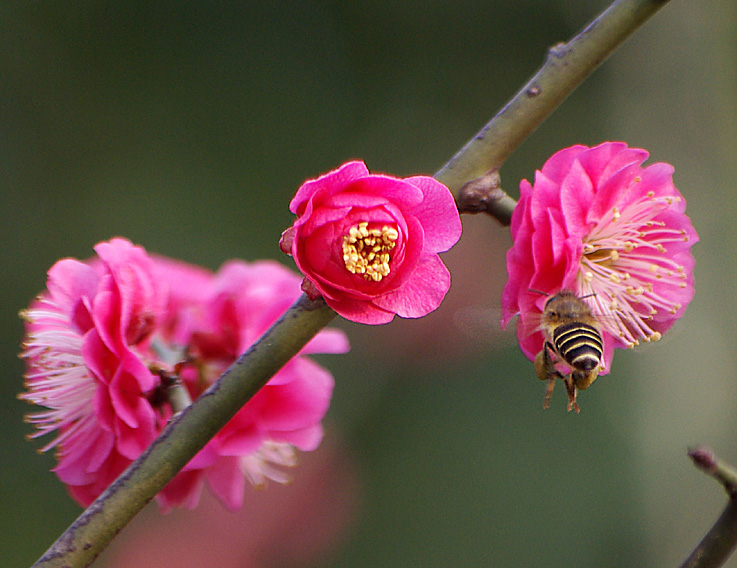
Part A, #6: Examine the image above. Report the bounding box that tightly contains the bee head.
[541,290,596,326]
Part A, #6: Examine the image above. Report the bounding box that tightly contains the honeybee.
[534,290,604,413]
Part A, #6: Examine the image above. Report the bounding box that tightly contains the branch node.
[456,169,515,226]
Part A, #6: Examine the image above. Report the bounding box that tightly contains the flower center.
[577,188,691,347]
[342,222,399,281]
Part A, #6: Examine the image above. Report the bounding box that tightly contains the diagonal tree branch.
[435,0,672,225]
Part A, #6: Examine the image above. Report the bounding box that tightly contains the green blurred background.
[2,1,736,566]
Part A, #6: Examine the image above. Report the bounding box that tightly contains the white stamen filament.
[577,190,686,346]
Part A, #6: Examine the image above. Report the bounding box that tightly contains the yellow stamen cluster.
[342,222,399,281]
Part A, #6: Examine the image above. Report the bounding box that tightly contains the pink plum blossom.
[20,238,167,505]
[154,259,349,511]
[501,142,698,375]
[279,161,462,324]
[20,238,348,511]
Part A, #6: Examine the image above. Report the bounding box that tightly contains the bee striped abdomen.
[552,322,603,371]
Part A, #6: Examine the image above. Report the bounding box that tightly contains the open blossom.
[501,142,698,373]
[20,238,348,510]
[279,161,462,324]
[154,259,349,510]
[20,238,167,505]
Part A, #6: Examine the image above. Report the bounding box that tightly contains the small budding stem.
[678,448,737,568]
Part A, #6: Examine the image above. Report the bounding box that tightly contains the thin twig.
[435,0,672,226]
[678,447,737,568]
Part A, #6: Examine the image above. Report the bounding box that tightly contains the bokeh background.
[2,1,736,566]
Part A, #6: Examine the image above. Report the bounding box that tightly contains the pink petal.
[215,420,262,456]
[559,160,594,234]
[46,259,100,316]
[576,142,641,186]
[372,254,450,318]
[347,175,424,209]
[54,427,115,484]
[301,203,354,235]
[206,457,244,511]
[590,165,650,221]
[302,328,350,355]
[158,469,205,512]
[82,327,117,385]
[404,175,462,253]
[536,144,589,184]
[90,289,122,355]
[322,294,396,324]
[255,359,333,431]
[509,179,532,241]
[639,163,684,207]
[274,424,325,451]
[289,161,370,215]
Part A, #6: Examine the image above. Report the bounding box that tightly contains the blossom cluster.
[19,145,699,507]
[20,238,349,511]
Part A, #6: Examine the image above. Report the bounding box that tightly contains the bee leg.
[535,343,562,410]
[542,376,556,409]
[563,377,580,414]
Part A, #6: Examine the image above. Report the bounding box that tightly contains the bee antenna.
[579,292,597,300]
[528,288,549,297]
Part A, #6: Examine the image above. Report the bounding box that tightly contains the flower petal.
[404,175,462,253]
[289,160,370,215]
[372,254,450,319]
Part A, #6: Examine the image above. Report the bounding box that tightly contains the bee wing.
[452,306,516,349]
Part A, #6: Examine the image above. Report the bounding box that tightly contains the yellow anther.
[342,222,399,281]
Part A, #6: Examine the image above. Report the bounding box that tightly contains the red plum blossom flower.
[501,142,698,374]
[20,238,167,505]
[155,259,348,510]
[279,161,462,324]
[20,238,348,511]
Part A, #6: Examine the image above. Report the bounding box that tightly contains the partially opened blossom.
[20,238,348,511]
[279,161,462,324]
[502,142,698,374]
